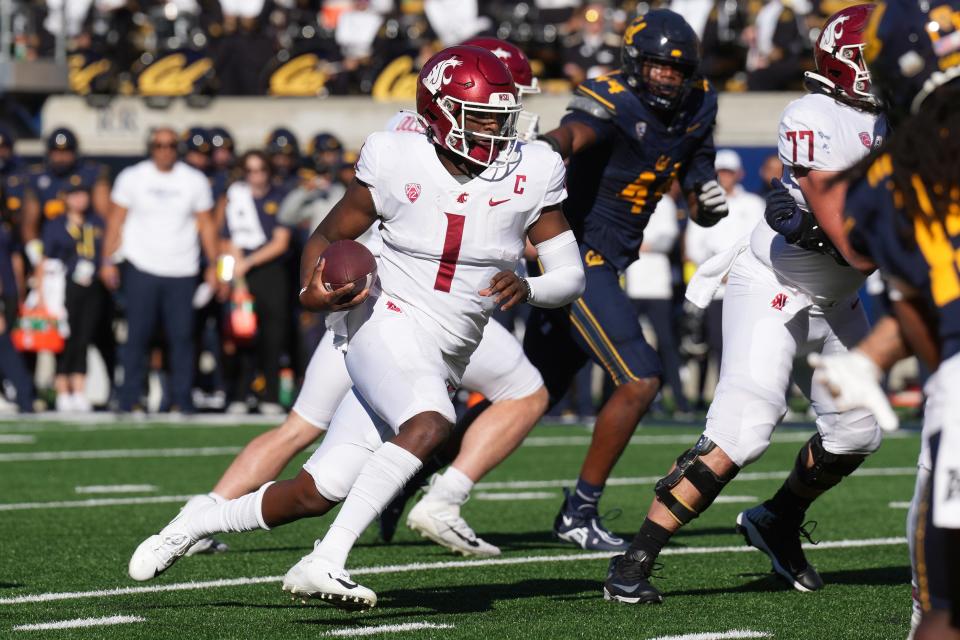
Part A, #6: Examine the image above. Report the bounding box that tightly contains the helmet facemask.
[624,48,697,111]
[435,93,521,168]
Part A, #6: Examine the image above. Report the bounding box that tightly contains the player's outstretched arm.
[524,206,585,307]
[796,168,875,273]
[538,121,598,160]
[479,206,583,311]
[299,178,378,312]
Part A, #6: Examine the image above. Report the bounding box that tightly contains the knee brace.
[655,436,740,525]
[792,433,868,493]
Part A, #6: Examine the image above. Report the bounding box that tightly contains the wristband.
[520,277,532,303]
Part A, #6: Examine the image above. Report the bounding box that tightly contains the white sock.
[208,492,227,504]
[427,466,474,505]
[180,481,273,541]
[312,443,422,569]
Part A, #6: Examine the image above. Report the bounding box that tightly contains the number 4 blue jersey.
[845,155,960,360]
[562,70,719,272]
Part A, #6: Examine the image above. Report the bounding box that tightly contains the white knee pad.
[818,408,883,456]
[306,442,376,502]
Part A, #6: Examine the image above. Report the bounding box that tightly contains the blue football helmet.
[621,9,701,111]
[864,0,960,121]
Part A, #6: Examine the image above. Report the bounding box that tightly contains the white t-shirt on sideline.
[112,160,214,278]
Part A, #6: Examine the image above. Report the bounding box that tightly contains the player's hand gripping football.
[299,257,371,312]
[808,350,899,432]
[480,271,528,311]
[764,178,803,243]
[695,180,729,226]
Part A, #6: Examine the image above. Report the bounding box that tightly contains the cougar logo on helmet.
[422,57,462,95]
[820,15,850,51]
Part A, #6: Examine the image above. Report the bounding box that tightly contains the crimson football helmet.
[417,45,522,168]
[805,4,876,109]
[462,37,539,95]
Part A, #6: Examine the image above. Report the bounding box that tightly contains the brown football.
[320,240,377,303]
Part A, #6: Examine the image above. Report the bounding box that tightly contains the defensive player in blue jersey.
[22,128,111,252]
[800,2,960,638]
[527,9,728,551]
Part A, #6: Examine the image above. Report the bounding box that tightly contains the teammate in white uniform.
[168,38,551,560]
[128,45,585,610]
[603,5,887,605]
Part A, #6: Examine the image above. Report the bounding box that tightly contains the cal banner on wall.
[68,50,116,97]
[263,44,345,97]
[371,52,422,101]
[132,49,216,105]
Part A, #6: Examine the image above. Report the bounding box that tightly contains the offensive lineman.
[804,2,960,637]
[128,45,585,609]
[603,4,887,603]
[528,9,729,551]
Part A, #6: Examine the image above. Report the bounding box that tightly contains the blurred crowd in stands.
[7,0,868,97]
[0,120,800,418]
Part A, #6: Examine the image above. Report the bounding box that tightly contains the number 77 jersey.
[355,130,567,357]
[776,92,887,213]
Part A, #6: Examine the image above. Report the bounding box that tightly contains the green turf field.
[0,418,920,639]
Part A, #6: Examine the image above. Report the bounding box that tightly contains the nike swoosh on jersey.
[488,198,510,207]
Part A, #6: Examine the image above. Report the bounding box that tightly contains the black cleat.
[736,504,824,592]
[602,549,664,604]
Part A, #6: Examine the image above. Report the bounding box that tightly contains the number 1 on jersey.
[434,212,465,292]
[786,130,814,163]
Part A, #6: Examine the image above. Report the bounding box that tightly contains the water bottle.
[279,368,294,408]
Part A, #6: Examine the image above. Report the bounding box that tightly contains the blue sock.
[567,477,604,514]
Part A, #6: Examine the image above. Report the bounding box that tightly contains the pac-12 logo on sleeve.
[859,132,872,149]
[405,183,421,203]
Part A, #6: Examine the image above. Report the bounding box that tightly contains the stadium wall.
[34,91,798,191]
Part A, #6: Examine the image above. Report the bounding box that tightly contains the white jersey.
[686,185,765,300]
[750,92,887,303]
[355,131,566,358]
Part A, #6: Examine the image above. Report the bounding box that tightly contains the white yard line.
[12,615,144,631]
[0,495,193,511]
[646,630,772,640]
[0,536,905,606]
[522,430,910,447]
[0,467,917,512]
[75,485,159,494]
[889,501,911,509]
[0,433,916,462]
[325,622,454,637]
[0,435,35,444]
[472,492,757,503]
[474,491,556,501]
[475,466,917,490]
[0,447,243,462]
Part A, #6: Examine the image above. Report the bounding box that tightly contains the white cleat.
[128,494,212,580]
[406,497,500,557]
[282,552,377,611]
[128,528,193,581]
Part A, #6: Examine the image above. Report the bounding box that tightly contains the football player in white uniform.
[128,45,585,610]
[604,5,888,604]
[800,2,960,636]
[163,38,550,562]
